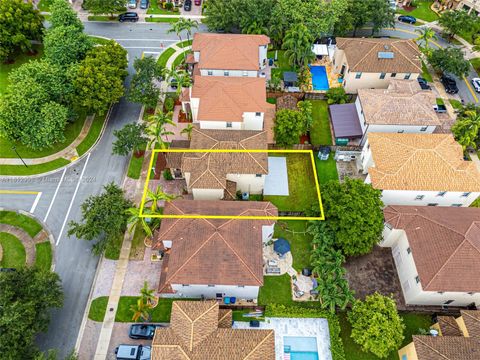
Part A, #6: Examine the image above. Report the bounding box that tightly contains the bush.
[326,87,349,105]
[265,304,346,360]
[165,2,173,10]
[163,168,173,180]
[164,97,174,112]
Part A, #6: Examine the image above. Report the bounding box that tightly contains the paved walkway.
[0,224,48,266]
[0,115,94,166]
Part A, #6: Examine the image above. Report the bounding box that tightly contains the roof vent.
[384,44,390,50]
[378,51,394,59]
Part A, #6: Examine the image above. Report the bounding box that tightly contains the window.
[242,71,248,77]
[452,204,462,207]
[420,126,428,131]
[208,285,215,287]
[355,72,362,79]
[224,71,229,76]
[437,291,444,295]
[226,122,232,128]
[182,284,190,287]
[255,174,262,178]
[391,73,397,77]
[238,285,245,288]
[437,191,447,197]
[367,143,370,149]
[415,195,424,200]
[427,203,438,206]
[462,192,471,197]
[207,70,213,76]
[255,112,261,116]
[404,73,411,80]
[415,276,420,284]
[397,130,405,133]
[380,72,386,79]
[406,247,411,254]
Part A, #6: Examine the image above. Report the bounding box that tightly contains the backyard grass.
[38,0,54,12]
[104,233,124,260]
[397,1,438,23]
[449,99,463,110]
[34,242,53,271]
[146,17,179,23]
[263,153,319,212]
[338,311,432,360]
[171,51,189,69]
[0,211,43,237]
[267,50,294,79]
[470,196,480,208]
[258,274,295,306]
[157,48,176,68]
[421,61,433,82]
[315,154,339,185]
[0,158,70,176]
[127,151,145,180]
[470,58,480,75]
[273,220,312,272]
[0,232,26,268]
[177,40,193,48]
[76,112,108,156]
[310,100,332,146]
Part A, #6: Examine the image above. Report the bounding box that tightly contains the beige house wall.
[398,342,419,360]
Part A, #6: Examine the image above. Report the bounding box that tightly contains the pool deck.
[233,317,332,360]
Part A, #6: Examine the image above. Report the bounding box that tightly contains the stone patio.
[148,177,191,207]
[335,160,367,182]
[163,105,190,142]
[263,243,294,276]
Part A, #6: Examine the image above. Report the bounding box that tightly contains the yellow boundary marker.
[0,190,39,195]
[139,149,325,221]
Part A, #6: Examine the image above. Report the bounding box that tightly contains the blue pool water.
[284,336,319,360]
[309,65,329,91]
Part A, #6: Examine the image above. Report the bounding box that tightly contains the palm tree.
[163,68,192,95]
[130,298,151,322]
[126,207,153,237]
[146,185,180,212]
[451,109,480,150]
[168,19,198,59]
[282,23,314,69]
[146,112,176,149]
[180,123,194,140]
[140,281,156,306]
[243,21,268,35]
[415,27,437,52]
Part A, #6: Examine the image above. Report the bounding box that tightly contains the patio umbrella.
[274,238,291,256]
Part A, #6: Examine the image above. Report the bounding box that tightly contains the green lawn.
[34,242,53,271]
[0,45,43,95]
[76,112,108,156]
[171,51,189,69]
[258,274,295,306]
[315,154,339,185]
[89,36,112,46]
[147,2,178,14]
[145,17,179,23]
[177,40,193,48]
[0,232,26,268]
[449,99,463,110]
[129,225,147,259]
[38,0,54,12]
[268,50,294,79]
[273,221,312,272]
[397,1,438,23]
[0,211,43,237]
[127,151,145,179]
[88,15,117,21]
[267,97,277,104]
[104,233,124,260]
[0,158,70,176]
[310,100,332,146]
[421,61,433,82]
[157,48,176,68]
[338,312,432,360]
[470,196,480,208]
[470,58,480,75]
[263,153,319,212]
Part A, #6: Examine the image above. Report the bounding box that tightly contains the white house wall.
[359,124,436,146]
[262,224,275,243]
[380,190,480,207]
[226,174,265,194]
[342,72,420,94]
[192,188,224,200]
[199,69,258,77]
[190,96,200,122]
[199,120,243,130]
[259,45,268,69]
[243,112,264,130]
[170,284,260,300]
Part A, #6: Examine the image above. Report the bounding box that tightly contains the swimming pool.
[284,336,319,360]
[309,65,329,91]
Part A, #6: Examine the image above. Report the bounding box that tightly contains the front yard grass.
[273,221,312,272]
[397,1,438,23]
[127,151,145,180]
[263,153,319,212]
[449,99,463,110]
[0,232,26,268]
[267,97,277,104]
[34,242,53,271]
[157,48,176,68]
[421,61,433,82]
[315,154,339,185]
[470,58,480,75]
[104,233,124,260]
[88,15,117,21]
[171,51,188,69]
[145,17,179,23]
[0,211,43,237]
[310,100,332,146]
[129,226,147,260]
[177,40,193,48]
[147,2,178,14]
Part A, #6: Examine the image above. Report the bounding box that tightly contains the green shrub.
[265,304,346,360]
[163,168,173,180]
[165,2,173,10]
[164,97,174,112]
[326,87,349,105]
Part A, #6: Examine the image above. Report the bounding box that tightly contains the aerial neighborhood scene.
[2,0,480,359]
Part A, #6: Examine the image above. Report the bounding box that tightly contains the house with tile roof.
[331,38,422,93]
[152,200,277,299]
[359,133,480,206]
[188,33,270,77]
[151,300,275,359]
[382,206,480,306]
[166,125,268,200]
[398,310,480,360]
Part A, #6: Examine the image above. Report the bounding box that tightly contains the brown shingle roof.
[153,200,277,291]
[192,33,270,71]
[181,126,268,192]
[438,316,463,337]
[191,76,268,122]
[384,206,480,292]
[412,335,480,360]
[336,37,421,73]
[462,310,480,338]
[358,80,442,126]
[367,133,480,192]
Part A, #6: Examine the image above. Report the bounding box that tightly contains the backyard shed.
[328,103,363,144]
[283,72,298,87]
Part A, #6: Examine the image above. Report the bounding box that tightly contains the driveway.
[264,157,289,196]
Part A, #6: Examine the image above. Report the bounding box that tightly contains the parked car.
[440,74,459,94]
[194,0,201,5]
[398,15,416,24]
[184,0,192,11]
[417,77,432,90]
[434,104,447,113]
[115,345,151,360]
[129,324,164,340]
[118,12,139,22]
[128,0,137,9]
[140,0,149,9]
[471,78,480,93]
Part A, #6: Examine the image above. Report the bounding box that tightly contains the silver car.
[472,78,480,93]
[115,345,150,360]
[128,0,137,9]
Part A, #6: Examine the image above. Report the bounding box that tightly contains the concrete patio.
[264,157,289,196]
[162,105,190,142]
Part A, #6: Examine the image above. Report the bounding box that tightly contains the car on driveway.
[472,78,480,93]
[128,0,137,9]
[440,74,459,94]
[417,77,432,90]
[129,324,164,340]
[184,0,192,11]
[118,12,139,22]
[115,344,150,360]
[398,15,416,24]
[140,0,149,9]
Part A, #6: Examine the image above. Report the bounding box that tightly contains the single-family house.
[188,33,270,77]
[151,300,275,359]
[359,133,480,206]
[166,125,269,200]
[457,0,480,15]
[153,200,277,299]
[398,310,480,360]
[382,205,480,307]
[331,37,422,93]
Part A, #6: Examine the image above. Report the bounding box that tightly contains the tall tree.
[112,123,148,156]
[43,25,93,67]
[282,23,315,69]
[438,10,475,41]
[451,108,480,150]
[297,100,313,132]
[427,47,470,77]
[274,109,305,146]
[145,114,175,149]
[68,182,133,255]
[126,207,154,238]
[322,178,384,256]
[415,26,437,53]
[0,0,44,62]
[168,18,199,45]
[0,268,63,359]
[146,185,180,212]
[180,123,194,141]
[163,69,192,96]
[130,298,152,322]
[128,56,163,110]
[49,0,83,30]
[83,0,126,18]
[348,293,405,358]
[140,281,156,306]
[368,0,395,36]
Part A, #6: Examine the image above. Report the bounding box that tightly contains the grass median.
[0,211,43,237]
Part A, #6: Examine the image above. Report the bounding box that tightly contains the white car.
[472,78,480,93]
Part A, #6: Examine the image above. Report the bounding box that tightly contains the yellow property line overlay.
[139,149,325,221]
[0,190,40,195]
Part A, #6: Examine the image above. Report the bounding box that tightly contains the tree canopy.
[49,0,83,30]
[451,107,480,150]
[43,25,93,67]
[128,56,163,109]
[112,123,148,156]
[282,23,315,69]
[0,268,63,359]
[427,47,470,77]
[322,178,384,256]
[438,10,476,40]
[83,0,126,17]
[348,293,405,358]
[274,109,306,146]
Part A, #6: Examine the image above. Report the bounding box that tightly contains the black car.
[417,77,431,90]
[118,12,139,22]
[129,324,164,340]
[184,0,192,11]
[440,75,459,94]
[398,15,416,24]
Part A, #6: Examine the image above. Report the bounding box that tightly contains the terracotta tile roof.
[358,80,442,126]
[412,335,480,360]
[181,125,268,192]
[384,206,480,292]
[191,75,268,122]
[438,316,463,337]
[462,310,480,338]
[336,37,422,73]
[153,200,277,291]
[367,133,480,192]
[192,33,270,71]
